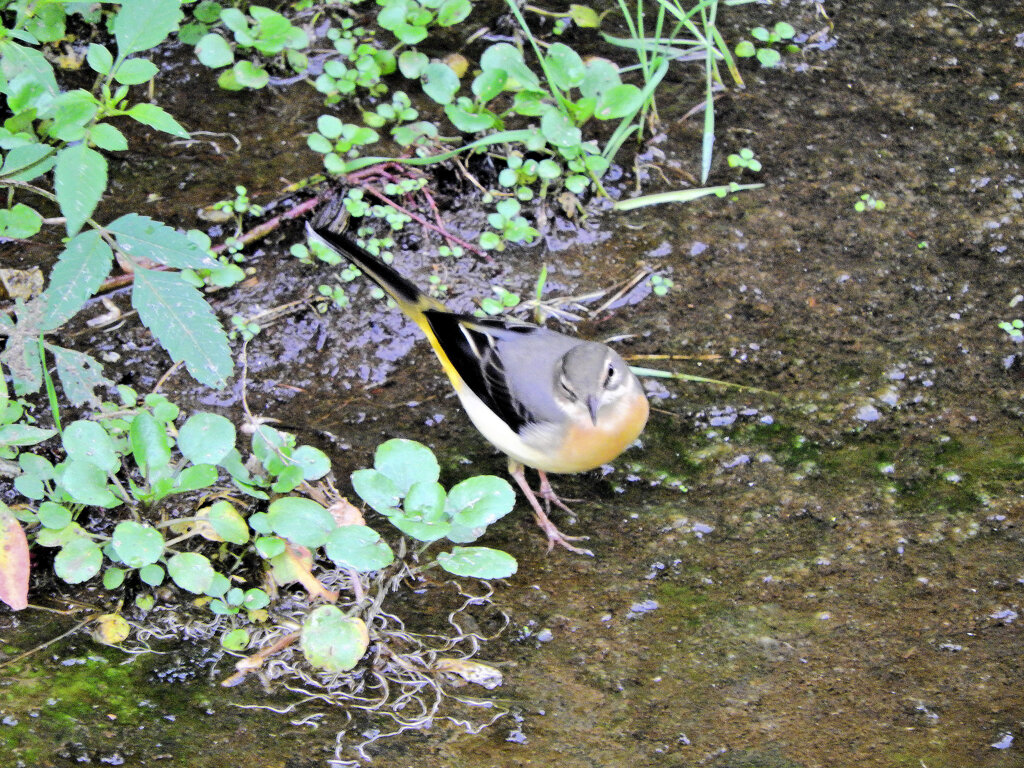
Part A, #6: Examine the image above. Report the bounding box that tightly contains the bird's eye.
[603,363,617,387]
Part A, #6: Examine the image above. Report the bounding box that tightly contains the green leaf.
[403,480,446,522]
[173,464,218,493]
[86,43,113,74]
[62,419,120,474]
[540,109,581,148]
[350,468,401,515]
[436,0,471,26]
[47,344,112,406]
[373,438,439,494]
[114,58,159,85]
[205,500,249,545]
[472,69,507,102]
[0,203,41,239]
[0,423,56,447]
[325,525,395,572]
[41,230,113,330]
[139,563,164,585]
[756,48,781,68]
[446,475,515,527]
[422,62,459,105]
[109,214,214,269]
[734,40,756,58]
[398,50,428,79]
[221,628,249,650]
[300,606,368,672]
[37,502,72,529]
[113,0,184,54]
[594,83,644,120]
[54,537,103,584]
[54,144,106,237]
[111,520,164,568]
[436,546,517,579]
[1,144,56,182]
[88,122,129,151]
[57,459,121,507]
[195,33,234,68]
[546,43,585,90]
[166,552,215,593]
[233,60,269,89]
[177,412,235,465]
[125,103,189,138]
[242,588,269,610]
[129,411,171,477]
[292,445,331,481]
[580,57,621,99]
[103,567,126,589]
[569,4,600,27]
[131,268,232,388]
[266,497,335,547]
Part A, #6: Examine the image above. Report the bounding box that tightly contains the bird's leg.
[536,470,577,517]
[508,460,593,557]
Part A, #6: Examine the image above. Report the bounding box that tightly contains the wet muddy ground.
[4,1,1024,767]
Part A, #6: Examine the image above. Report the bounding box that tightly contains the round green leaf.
[350,469,402,515]
[756,48,782,68]
[205,500,249,545]
[37,502,72,530]
[266,497,335,547]
[63,419,119,473]
[447,475,516,528]
[129,412,171,477]
[546,43,585,90]
[398,50,429,79]
[221,628,250,651]
[373,438,439,494]
[404,480,447,522]
[58,459,121,508]
[594,83,644,120]
[472,68,507,102]
[233,60,269,89]
[300,606,369,672]
[325,525,395,572]
[316,114,344,139]
[55,538,103,584]
[242,587,270,610]
[178,412,236,465]
[206,571,230,597]
[255,535,286,558]
[436,546,517,579]
[436,0,471,26]
[735,40,756,58]
[540,108,581,148]
[139,563,165,586]
[422,62,459,105]
[166,552,215,593]
[292,445,331,481]
[389,515,450,543]
[103,567,126,590]
[86,43,113,74]
[112,520,164,568]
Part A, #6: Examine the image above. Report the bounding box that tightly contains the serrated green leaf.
[0,144,56,182]
[109,213,213,269]
[54,144,106,236]
[125,103,189,138]
[47,344,113,406]
[130,268,232,388]
[113,0,184,54]
[41,230,113,330]
[114,58,158,85]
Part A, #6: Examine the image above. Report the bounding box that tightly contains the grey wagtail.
[307,224,649,555]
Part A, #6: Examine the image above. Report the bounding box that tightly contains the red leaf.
[0,504,30,610]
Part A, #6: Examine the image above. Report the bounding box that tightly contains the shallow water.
[4,2,1024,767]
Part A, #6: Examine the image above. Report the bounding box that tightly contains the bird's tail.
[305,224,444,323]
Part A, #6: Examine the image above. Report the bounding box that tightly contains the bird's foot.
[509,462,593,556]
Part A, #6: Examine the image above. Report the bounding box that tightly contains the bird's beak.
[586,394,600,425]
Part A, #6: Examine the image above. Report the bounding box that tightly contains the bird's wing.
[421,310,540,434]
